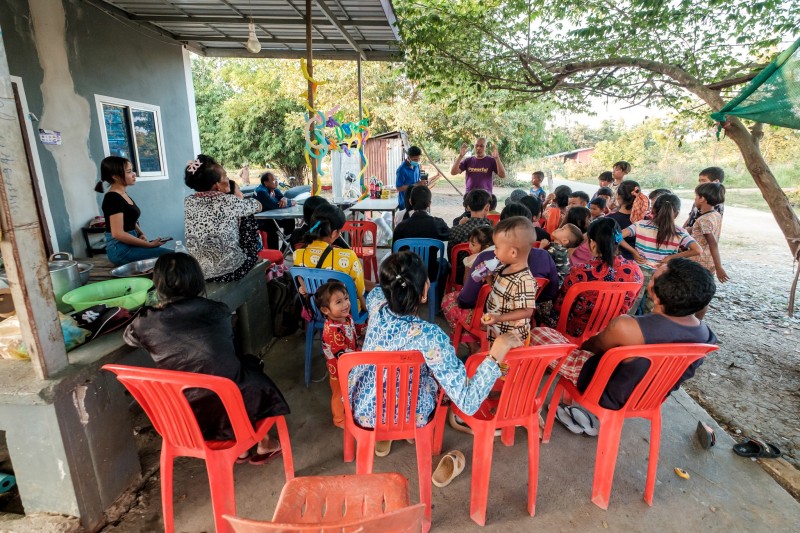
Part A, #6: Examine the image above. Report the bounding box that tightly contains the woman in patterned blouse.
[545,217,643,338]
[348,251,521,453]
[184,155,263,283]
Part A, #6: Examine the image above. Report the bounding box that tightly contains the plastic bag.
[0,313,90,360]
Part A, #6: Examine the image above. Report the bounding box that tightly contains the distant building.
[547,147,595,164]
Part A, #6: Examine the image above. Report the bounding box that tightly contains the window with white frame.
[95,95,168,180]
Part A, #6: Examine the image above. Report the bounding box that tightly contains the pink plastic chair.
[103,364,294,533]
[342,220,379,281]
[556,281,643,345]
[224,473,425,532]
[337,351,447,532]
[542,343,718,509]
[446,242,472,293]
[452,345,575,525]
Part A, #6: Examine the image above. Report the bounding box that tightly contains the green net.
[711,37,800,129]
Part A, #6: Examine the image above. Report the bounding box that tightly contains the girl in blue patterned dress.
[347,251,522,455]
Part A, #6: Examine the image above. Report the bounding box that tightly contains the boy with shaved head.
[482,216,539,344]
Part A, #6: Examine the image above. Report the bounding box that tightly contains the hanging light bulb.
[246,21,261,54]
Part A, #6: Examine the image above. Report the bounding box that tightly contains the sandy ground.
[429,178,800,467]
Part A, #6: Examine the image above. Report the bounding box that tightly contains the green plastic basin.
[62,277,153,312]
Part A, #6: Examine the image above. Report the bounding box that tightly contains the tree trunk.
[724,117,800,257]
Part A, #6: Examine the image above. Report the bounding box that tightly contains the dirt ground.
[429,178,800,468]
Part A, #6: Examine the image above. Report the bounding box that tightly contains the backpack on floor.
[268,271,303,337]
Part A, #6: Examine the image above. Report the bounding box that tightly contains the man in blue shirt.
[395,146,425,214]
[255,171,295,251]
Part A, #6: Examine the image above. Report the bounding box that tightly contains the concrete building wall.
[1,0,193,255]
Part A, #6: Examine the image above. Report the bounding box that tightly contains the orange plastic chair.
[555,281,643,345]
[452,284,492,352]
[487,213,500,225]
[337,351,447,532]
[534,277,549,299]
[257,230,284,265]
[542,343,718,509]
[446,242,472,293]
[103,364,294,533]
[224,473,425,532]
[342,220,379,281]
[451,345,575,525]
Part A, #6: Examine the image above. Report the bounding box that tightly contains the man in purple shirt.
[450,137,507,194]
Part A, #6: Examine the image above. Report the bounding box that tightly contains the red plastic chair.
[556,281,643,345]
[542,343,718,509]
[452,345,575,525]
[103,364,294,533]
[535,277,549,299]
[224,473,425,532]
[446,242,472,293]
[487,213,500,225]
[452,284,492,352]
[342,220,379,281]
[257,230,284,265]
[337,351,447,532]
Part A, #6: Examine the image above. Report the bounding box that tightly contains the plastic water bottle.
[174,240,187,254]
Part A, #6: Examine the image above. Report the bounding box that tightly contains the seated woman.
[533,258,716,412]
[348,251,521,455]
[94,156,171,265]
[294,203,367,309]
[443,203,559,338]
[543,218,642,338]
[392,186,451,302]
[123,253,289,464]
[184,155,263,283]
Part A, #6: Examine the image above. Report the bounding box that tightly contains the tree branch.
[706,72,758,90]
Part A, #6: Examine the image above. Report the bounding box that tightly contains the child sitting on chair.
[316,281,366,429]
[463,225,494,272]
[539,223,584,283]
[481,217,539,345]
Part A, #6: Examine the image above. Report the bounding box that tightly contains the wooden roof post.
[0,25,68,379]
[306,0,317,193]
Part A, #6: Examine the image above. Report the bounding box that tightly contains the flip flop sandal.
[249,447,282,465]
[432,450,466,488]
[568,406,599,437]
[733,438,781,458]
[695,421,716,449]
[375,440,392,457]
[236,448,253,464]
[555,405,584,435]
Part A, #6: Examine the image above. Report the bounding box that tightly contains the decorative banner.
[300,60,370,196]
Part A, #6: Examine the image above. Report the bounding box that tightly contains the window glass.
[131,109,162,173]
[102,104,134,164]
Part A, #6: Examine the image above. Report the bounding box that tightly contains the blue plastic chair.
[289,267,369,387]
[392,238,446,322]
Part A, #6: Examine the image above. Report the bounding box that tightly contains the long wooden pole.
[0,25,68,379]
[306,0,317,192]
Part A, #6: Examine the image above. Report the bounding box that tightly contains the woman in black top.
[95,156,170,265]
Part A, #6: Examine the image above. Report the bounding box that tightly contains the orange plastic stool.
[452,345,575,525]
[542,343,718,509]
[103,364,294,533]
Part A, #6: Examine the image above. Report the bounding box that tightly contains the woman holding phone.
[94,156,171,265]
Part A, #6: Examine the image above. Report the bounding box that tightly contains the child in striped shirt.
[619,193,701,313]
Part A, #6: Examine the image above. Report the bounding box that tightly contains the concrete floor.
[107,330,800,533]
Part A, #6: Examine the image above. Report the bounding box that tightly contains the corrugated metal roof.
[83,0,401,60]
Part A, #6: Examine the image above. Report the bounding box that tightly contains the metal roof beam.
[315,0,366,60]
[176,36,393,46]
[203,47,399,61]
[129,14,390,27]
